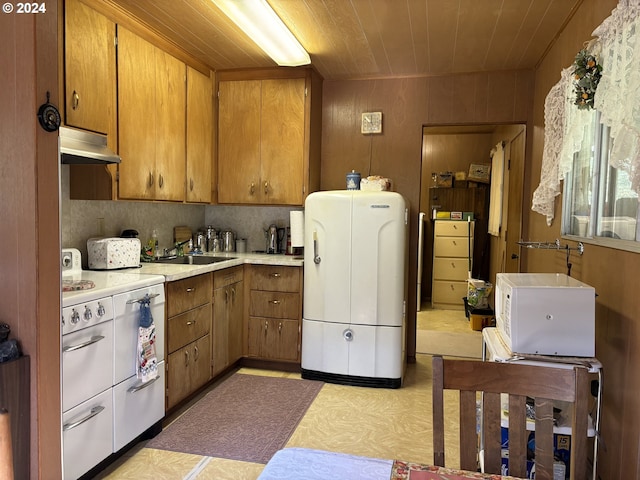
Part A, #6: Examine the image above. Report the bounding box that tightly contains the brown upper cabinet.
[186,66,214,204]
[217,69,322,206]
[64,0,116,140]
[117,27,186,201]
[64,0,214,203]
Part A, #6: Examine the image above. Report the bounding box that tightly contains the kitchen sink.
[154,256,235,265]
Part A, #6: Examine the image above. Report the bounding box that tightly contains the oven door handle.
[126,292,161,305]
[62,335,105,352]
[63,405,105,432]
[127,375,160,393]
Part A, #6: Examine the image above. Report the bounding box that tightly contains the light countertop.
[137,252,304,281]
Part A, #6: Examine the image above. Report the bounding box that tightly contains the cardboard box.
[470,311,495,331]
[468,163,491,183]
[436,173,453,187]
[500,427,571,479]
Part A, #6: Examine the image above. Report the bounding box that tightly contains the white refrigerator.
[301,190,408,388]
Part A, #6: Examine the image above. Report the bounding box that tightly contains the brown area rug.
[146,373,323,464]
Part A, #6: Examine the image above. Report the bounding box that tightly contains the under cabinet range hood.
[59,126,121,165]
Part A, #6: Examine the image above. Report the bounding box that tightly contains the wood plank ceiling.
[106,0,582,80]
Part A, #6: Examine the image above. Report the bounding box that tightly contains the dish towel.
[137,295,158,383]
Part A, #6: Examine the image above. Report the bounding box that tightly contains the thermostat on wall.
[361,112,382,134]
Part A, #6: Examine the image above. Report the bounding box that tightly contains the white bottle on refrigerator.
[301,190,408,388]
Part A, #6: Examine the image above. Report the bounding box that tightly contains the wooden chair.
[432,356,590,480]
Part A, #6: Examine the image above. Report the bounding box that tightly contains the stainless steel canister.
[205,226,218,252]
[221,230,235,252]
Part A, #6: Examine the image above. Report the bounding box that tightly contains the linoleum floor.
[95,307,470,480]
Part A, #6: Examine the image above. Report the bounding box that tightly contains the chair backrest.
[432,356,590,480]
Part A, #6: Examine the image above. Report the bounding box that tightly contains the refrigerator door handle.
[313,230,321,264]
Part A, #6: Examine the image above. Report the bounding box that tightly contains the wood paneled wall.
[527,0,638,477]
[0,4,62,479]
[322,70,533,359]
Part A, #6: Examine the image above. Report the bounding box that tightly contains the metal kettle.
[265,224,279,254]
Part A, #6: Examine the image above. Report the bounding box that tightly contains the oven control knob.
[70,309,80,325]
[96,303,105,317]
[83,306,93,322]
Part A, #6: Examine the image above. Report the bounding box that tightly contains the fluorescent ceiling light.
[213,0,311,67]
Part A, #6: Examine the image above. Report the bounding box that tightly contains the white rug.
[416,329,483,359]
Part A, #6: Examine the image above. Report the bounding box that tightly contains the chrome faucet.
[163,238,192,257]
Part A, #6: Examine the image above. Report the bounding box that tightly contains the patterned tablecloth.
[390,460,521,480]
[257,448,524,480]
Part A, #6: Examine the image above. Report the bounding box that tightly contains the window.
[562,111,640,250]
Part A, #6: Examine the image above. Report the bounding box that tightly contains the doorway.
[416,124,526,346]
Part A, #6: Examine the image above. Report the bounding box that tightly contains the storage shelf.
[482,327,602,479]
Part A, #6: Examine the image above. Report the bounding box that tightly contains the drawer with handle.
[249,290,299,319]
[166,273,212,317]
[250,265,300,292]
[167,303,211,353]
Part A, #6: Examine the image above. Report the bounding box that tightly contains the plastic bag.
[467,279,493,309]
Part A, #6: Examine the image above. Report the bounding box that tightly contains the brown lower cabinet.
[165,265,303,408]
[166,332,211,409]
[246,265,302,363]
[247,317,300,361]
[212,266,244,376]
[165,273,212,410]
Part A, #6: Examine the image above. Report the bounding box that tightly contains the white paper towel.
[290,211,304,247]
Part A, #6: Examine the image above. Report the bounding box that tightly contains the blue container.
[346,170,361,190]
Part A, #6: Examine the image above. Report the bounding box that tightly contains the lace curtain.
[532,69,592,225]
[533,0,640,225]
[593,0,640,194]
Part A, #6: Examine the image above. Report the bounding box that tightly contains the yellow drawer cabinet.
[246,265,302,363]
[432,220,474,309]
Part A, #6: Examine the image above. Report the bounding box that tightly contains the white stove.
[61,248,166,479]
[62,248,164,308]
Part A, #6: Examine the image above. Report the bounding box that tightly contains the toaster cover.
[87,237,141,269]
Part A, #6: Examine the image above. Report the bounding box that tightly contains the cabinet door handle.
[159,174,164,188]
[72,90,80,110]
[184,350,190,366]
[148,172,154,187]
[269,299,281,305]
[451,262,456,268]
[186,287,196,293]
[270,273,281,278]
[194,345,199,361]
[231,287,236,302]
[264,181,269,194]
[249,182,255,195]
[452,240,457,246]
[186,320,197,326]
[224,288,229,304]
[264,321,268,333]
[190,178,194,191]
[449,284,455,291]
[278,322,282,333]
